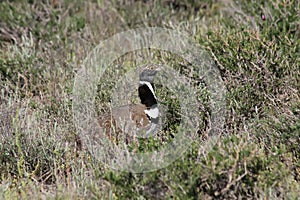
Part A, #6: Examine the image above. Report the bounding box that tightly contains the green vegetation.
[0,0,299,199]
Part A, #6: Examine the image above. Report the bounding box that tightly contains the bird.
[98,64,160,143]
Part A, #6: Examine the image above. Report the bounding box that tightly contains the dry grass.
[0,0,299,199]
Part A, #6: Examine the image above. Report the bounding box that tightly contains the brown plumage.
[98,104,151,142]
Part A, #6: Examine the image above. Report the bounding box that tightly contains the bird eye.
[149,65,155,70]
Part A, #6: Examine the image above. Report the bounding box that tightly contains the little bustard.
[98,65,160,143]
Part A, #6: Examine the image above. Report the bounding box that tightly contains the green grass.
[1,0,299,199]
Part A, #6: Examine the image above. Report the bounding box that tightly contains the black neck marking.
[138,82,157,108]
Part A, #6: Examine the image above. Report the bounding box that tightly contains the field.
[0,0,299,199]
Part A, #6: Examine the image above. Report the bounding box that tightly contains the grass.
[0,0,299,199]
